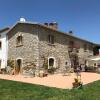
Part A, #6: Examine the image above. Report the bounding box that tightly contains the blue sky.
[0,0,100,43]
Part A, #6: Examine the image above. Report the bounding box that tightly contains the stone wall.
[7,23,39,71]
[7,23,94,73]
[38,27,70,72]
[38,26,94,72]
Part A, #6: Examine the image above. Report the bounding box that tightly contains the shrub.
[48,67,56,74]
[42,57,48,69]
[7,60,15,68]
[86,66,95,72]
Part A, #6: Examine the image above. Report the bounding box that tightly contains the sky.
[0,0,100,44]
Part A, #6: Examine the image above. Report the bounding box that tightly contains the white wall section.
[0,32,8,69]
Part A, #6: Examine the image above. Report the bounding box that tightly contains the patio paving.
[0,72,100,89]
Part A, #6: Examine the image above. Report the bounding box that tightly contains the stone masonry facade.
[38,25,94,72]
[7,22,95,73]
[8,23,40,72]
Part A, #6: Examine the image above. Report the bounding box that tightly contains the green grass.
[0,79,100,100]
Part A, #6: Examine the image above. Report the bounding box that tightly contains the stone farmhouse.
[0,19,100,74]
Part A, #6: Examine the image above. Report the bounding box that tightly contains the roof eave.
[5,21,98,45]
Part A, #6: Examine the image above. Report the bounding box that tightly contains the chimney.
[69,30,73,35]
[44,23,49,26]
[49,22,58,30]
[20,18,26,22]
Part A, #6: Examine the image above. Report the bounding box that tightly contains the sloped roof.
[4,21,98,45]
[0,27,10,33]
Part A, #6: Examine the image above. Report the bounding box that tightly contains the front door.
[16,59,22,74]
[48,58,55,69]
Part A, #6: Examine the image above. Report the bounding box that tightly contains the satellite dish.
[20,18,26,22]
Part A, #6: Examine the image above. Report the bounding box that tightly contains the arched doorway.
[48,57,55,69]
[16,59,22,74]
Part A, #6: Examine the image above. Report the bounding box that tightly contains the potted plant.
[72,78,83,89]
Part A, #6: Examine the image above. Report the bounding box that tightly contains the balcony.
[68,45,80,52]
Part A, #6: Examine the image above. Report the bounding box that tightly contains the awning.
[91,57,100,61]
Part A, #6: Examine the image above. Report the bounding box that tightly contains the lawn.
[0,79,100,100]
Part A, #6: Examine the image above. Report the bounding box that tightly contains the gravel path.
[0,72,100,89]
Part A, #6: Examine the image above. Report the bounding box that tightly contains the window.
[0,41,2,49]
[89,45,93,52]
[68,41,74,52]
[16,35,23,46]
[49,58,54,67]
[48,35,54,44]
[69,41,74,47]
[84,44,87,52]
